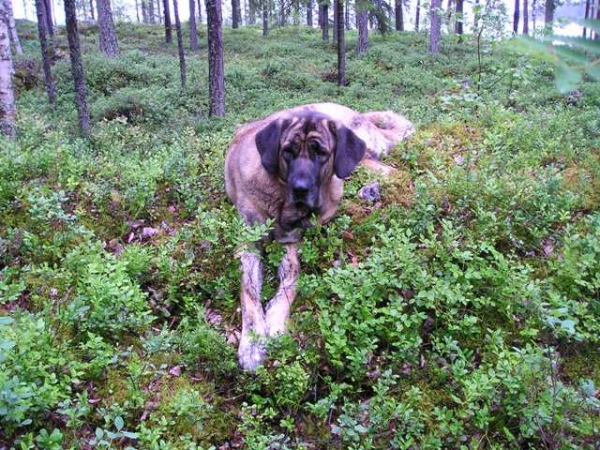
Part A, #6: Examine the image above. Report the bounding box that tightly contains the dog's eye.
[282,144,296,158]
[309,142,328,158]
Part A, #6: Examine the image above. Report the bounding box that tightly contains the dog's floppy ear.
[329,122,366,179]
[256,119,291,175]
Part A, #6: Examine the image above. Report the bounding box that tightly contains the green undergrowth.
[1,21,599,449]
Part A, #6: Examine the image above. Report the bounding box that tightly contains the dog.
[225,103,414,371]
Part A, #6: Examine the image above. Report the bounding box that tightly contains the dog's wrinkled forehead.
[281,112,334,146]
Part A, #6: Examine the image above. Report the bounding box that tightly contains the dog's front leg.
[265,244,300,337]
[238,250,268,372]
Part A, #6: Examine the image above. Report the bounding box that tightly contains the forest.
[1,0,600,447]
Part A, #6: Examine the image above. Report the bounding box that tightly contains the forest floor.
[1,20,600,449]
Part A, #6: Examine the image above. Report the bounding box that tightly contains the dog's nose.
[291,179,310,197]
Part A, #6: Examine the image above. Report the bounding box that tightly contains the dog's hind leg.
[360,157,397,176]
[238,250,268,372]
[265,244,300,337]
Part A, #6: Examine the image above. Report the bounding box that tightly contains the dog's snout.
[291,179,311,197]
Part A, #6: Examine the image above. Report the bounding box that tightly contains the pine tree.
[34,0,56,104]
[3,0,22,56]
[172,0,186,88]
[63,0,91,135]
[98,0,120,56]
[163,0,172,43]
[429,0,441,54]
[207,0,225,116]
[189,0,198,50]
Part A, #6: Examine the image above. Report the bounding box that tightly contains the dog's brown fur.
[225,102,414,371]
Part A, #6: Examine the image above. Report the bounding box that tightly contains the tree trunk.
[429,0,441,54]
[523,0,529,34]
[98,0,120,56]
[0,0,16,137]
[34,0,56,104]
[262,0,268,35]
[532,0,537,31]
[206,0,225,116]
[63,0,91,135]
[135,0,140,22]
[455,0,463,39]
[333,0,338,43]
[279,0,285,25]
[3,0,23,56]
[356,7,368,53]
[157,0,162,23]
[44,0,54,36]
[249,0,256,24]
[544,0,554,30]
[172,0,186,88]
[142,0,148,22]
[395,0,404,31]
[596,0,600,40]
[345,0,350,29]
[513,0,520,33]
[336,0,344,86]
[415,0,420,31]
[307,0,313,25]
[321,3,329,41]
[90,0,95,20]
[163,0,172,43]
[149,0,155,23]
[232,0,241,27]
[189,0,198,49]
[474,0,480,28]
[198,0,202,23]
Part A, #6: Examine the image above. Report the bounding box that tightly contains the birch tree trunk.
[172,0,186,88]
[189,0,198,50]
[98,0,120,56]
[3,0,22,56]
[0,0,16,137]
[429,0,441,54]
[35,0,56,104]
[207,0,225,117]
[163,0,172,43]
[63,0,91,135]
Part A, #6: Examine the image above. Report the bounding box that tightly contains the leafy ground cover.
[1,21,599,449]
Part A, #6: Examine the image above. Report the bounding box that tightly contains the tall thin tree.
[321,2,329,41]
[455,0,463,40]
[206,0,225,116]
[90,0,95,19]
[336,0,345,86]
[189,0,198,49]
[34,0,56,104]
[262,0,268,35]
[513,0,520,33]
[163,0,172,43]
[307,0,313,25]
[395,0,404,30]
[544,0,554,30]
[415,0,420,31]
[197,0,203,23]
[63,0,91,135]
[523,0,529,34]
[44,0,54,36]
[333,0,338,43]
[429,0,441,54]
[98,0,120,56]
[232,0,242,27]
[149,0,155,23]
[172,0,186,88]
[3,0,22,56]
[356,0,368,53]
[0,0,16,137]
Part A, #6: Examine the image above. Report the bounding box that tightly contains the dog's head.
[255,112,366,212]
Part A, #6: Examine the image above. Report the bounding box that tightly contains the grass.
[1,20,599,449]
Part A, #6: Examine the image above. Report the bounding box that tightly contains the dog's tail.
[361,111,415,159]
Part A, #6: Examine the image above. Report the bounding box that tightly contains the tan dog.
[225,103,414,371]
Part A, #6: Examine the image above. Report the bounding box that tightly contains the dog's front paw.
[238,337,267,372]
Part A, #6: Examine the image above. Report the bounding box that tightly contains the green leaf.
[0,317,14,325]
[95,428,104,440]
[555,63,582,93]
[122,432,138,440]
[114,416,124,431]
